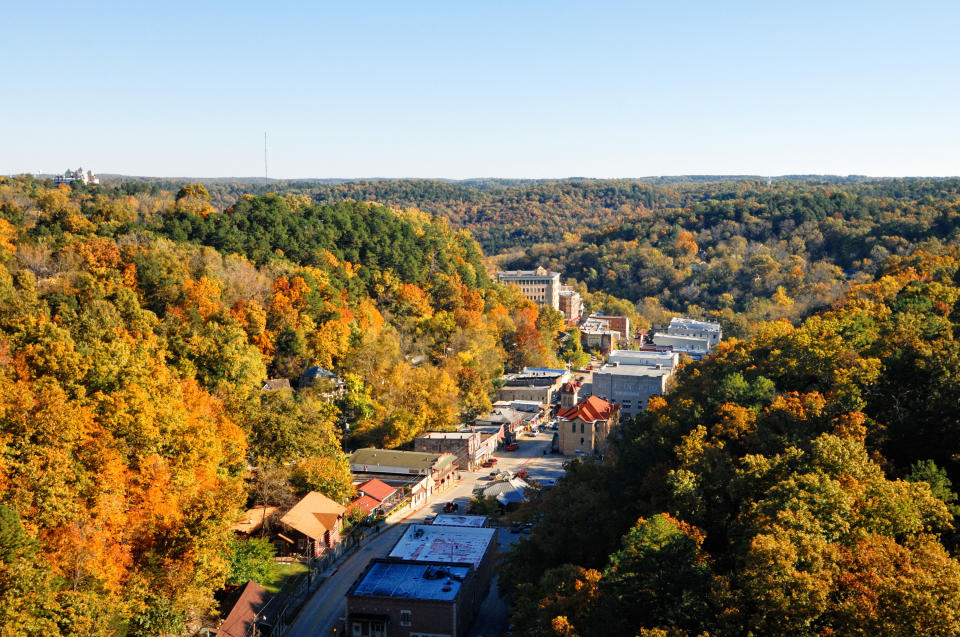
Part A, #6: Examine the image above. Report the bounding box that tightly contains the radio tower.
[264,132,268,181]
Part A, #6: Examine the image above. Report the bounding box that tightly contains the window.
[580,437,584,444]
[371,624,384,637]
[401,610,412,626]
[580,422,584,434]
[571,423,576,432]
[352,623,362,637]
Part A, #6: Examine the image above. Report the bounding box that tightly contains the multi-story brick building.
[558,285,582,323]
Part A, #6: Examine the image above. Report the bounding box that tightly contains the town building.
[350,449,457,509]
[54,167,99,185]
[608,349,679,369]
[388,524,497,596]
[666,317,723,348]
[496,266,561,310]
[585,313,631,342]
[651,333,711,358]
[432,514,488,528]
[557,395,620,456]
[558,285,583,323]
[345,559,477,637]
[415,431,483,470]
[592,362,673,419]
[579,316,617,353]
[495,367,569,406]
[277,491,346,558]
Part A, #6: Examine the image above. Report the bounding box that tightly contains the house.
[415,431,482,470]
[496,266,561,310]
[350,449,457,509]
[557,395,620,456]
[217,580,275,637]
[357,478,400,507]
[348,478,401,518]
[230,506,279,537]
[299,366,345,394]
[278,491,346,558]
[260,378,291,391]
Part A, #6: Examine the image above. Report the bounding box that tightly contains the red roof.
[347,494,382,516]
[357,478,397,502]
[218,580,270,637]
[558,395,616,423]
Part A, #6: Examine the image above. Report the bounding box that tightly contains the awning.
[277,533,295,544]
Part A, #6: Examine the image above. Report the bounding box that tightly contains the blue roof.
[522,367,565,375]
[352,561,469,601]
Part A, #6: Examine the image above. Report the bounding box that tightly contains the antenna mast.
[264,132,268,181]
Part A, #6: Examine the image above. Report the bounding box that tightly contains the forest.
[5,173,960,635]
[501,247,960,635]
[0,176,564,634]
[107,176,960,338]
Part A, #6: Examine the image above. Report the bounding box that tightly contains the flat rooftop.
[669,317,721,331]
[418,432,476,440]
[390,524,496,566]
[350,448,453,471]
[594,364,673,377]
[432,514,488,528]
[351,560,471,601]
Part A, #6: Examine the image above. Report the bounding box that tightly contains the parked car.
[505,443,519,451]
[442,502,460,513]
[516,469,528,479]
[488,457,498,465]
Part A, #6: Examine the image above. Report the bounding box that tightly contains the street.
[285,430,565,637]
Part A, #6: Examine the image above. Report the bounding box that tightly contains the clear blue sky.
[3,1,959,178]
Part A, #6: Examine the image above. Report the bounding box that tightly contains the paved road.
[285,432,565,637]
[285,524,406,637]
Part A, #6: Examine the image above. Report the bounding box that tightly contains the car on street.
[516,469,528,479]
[442,501,460,513]
[505,443,519,451]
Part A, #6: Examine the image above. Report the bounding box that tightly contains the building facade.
[666,317,722,348]
[585,313,631,341]
[350,449,458,509]
[414,431,482,470]
[592,363,673,419]
[556,396,620,456]
[497,266,561,310]
[558,286,582,323]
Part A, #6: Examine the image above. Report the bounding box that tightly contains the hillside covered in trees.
[107,176,960,335]
[502,247,960,636]
[0,176,565,634]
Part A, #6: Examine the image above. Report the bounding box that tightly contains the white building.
[54,167,99,185]
[497,266,561,310]
[666,317,722,348]
[651,333,711,358]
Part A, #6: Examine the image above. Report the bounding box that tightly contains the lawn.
[261,561,309,594]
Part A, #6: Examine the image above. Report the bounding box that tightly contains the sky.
[2,0,959,179]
